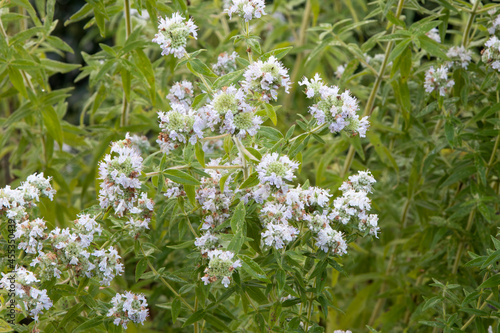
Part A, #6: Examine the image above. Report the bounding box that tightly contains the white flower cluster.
[201,250,241,287]
[242,56,291,102]
[152,12,197,58]
[167,80,194,108]
[47,224,124,286]
[0,172,55,222]
[333,330,352,333]
[260,203,299,249]
[332,171,379,237]
[426,27,441,43]
[126,132,151,154]
[0,267,52,322]
[299,74,369,137]
[15,218,47,254]
[424,65,455,96]
[226,0,266,22]
[204,85,262,138]
[107,291,149,329]
[212,51,238,76]
[195,231,219,254]
[196,158,234,230]
[156,104,204,154]
[256,153,299,190]
[482,36,500,72]
[488,9,500,35]
[446,46,472,69]
[99,137,153,227]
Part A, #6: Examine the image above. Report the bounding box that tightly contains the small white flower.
[256,153,299,190]
[426,27,441,43]
[446,46,472,69]
[108,291,149,329]
[242,56,290,102]
[482,36,500,73]
[152,12,198,58]
[212,51,238,76]
[226,0,266,22]
[202,250,241,287]
[167,81,194,108]
[424,65,455,96]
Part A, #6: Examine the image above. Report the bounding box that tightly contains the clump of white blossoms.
[167,80,194,108]
[212,51,238,76]
[201,250,241,287]
[334,330,352,333]
[157,104,205,154]
[91,247,125,286]
[256,153,299,190]
[226,0,266,22]
[447,46,472,69]
[15,218,47,254]
[424,65,455,96]
[332,171,380,237]
[426,27,441,43]
[196,158,234,230]
[98,138,144,216]
[107,291,149,329]
[195,231,220,254]
[260,218,299,249]
[482,36,500,72]
[242,56,291,102]
[204,85,262,138]
[0,267,53,322]
[152,12,197,58]
[0,172,55,222]
[488,9,500,35]
[299,74,369,137]
[315,226,348,255]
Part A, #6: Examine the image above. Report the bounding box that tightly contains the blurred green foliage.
[1,0,500,332]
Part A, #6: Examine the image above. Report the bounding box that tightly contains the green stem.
[234,137,249,179]
[340,0,405,178]
[289,123,326,143]
[121,0,132,127]
[139,243,195,311]
[462,0,480,48]
[461,291,496,331]
[451,208,476,274]
[201,133,230,141]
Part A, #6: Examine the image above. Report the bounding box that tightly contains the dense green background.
[1,0,500,332]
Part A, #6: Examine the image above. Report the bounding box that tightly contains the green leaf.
[422,296,442,311]
[41,58,81,73]
[7,66,28,98]
[479,274,500,289]
[182,310,205,327]
[73,316,104,332]
[135,258,148,282]
[172,298,181,323]
[185,184,196,206]
[246,285,268,305]
[240,255,271,283]
[387,38,411,63]
[260,46,293,61]
[195,142,205,167]
[213,70,244,89]
[239,172,259,189]
[163,169,201,186]
[42,106,63,147]
[264,103,277,125]
[418,35,448,59]
[0,319,13,332]
[187,59,218,78]
[230,202,246,234]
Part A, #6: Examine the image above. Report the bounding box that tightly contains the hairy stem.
[462,0,480,48]
[121,0,132,127]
